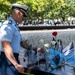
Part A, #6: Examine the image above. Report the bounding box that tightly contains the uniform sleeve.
[0,25,13,42]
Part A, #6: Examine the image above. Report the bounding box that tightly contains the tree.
[0,0,75,21]
[0,0,19,19]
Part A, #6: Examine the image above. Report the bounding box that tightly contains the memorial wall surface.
[19,29,75,75]
[20,29,75,48]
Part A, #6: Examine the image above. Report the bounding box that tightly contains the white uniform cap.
[11,3,28,17]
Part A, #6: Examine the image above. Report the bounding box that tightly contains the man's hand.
[21,40,29,49]
[15,64,25,73]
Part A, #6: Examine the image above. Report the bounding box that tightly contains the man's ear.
[17,11,21,16]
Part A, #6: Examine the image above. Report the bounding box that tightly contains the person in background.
[0,3,29,75]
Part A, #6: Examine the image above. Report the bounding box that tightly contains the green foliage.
[0,0,75,20]
[0,12,6,20]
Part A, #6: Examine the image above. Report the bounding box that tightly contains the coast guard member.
[0,3,29,75]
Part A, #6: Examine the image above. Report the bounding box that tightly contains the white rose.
[51,41,56,46]
[44,44,50,49]
[39,39,44,44]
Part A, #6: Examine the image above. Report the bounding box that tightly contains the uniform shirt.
[0,17,22,53]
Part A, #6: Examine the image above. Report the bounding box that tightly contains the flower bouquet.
[51,31,63,51]
[50,31,64,67]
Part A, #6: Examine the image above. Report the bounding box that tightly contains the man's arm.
[1,41,24,73]
[20,40,29,49]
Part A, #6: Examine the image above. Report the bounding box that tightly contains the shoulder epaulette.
[0,20,12,28]
[3,20,12,25]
